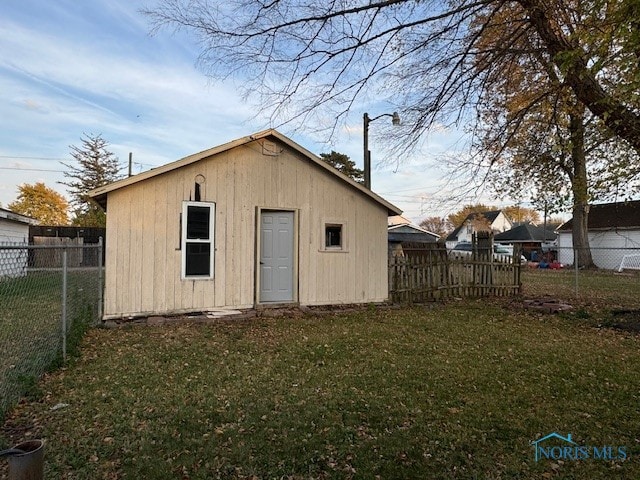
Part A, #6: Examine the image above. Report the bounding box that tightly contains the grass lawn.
[521,268,640,309]
[1,302,639,479]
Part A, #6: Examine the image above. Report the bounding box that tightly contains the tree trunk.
[569,107,595,268]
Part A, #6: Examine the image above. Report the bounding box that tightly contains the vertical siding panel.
[180,170,194,311]
[346,193,358,302]
[305,164,316,305]
[141,182,155,313]
[203,159,217,309]
[317,178,329,303]
[130,187,144,314]
[368,206,379,301]
[296,158,308,304]
[165,171,179,313]
[104,197,118,315]
[214,158,227,307]
[237,158,254,306]
[117,191,131,315]
[379,209,388,300]
[373,207,387,301]
[153,176,167,313]
[364,204,374,301]
[226,159,237,306]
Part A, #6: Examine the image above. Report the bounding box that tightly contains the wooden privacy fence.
[31,236,84,268]
[389,242,522,303]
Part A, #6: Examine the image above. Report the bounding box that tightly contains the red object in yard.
[549,261,563,269]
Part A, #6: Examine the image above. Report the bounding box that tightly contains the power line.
[0,155,67,161]
[0,167,65,172]
[379,185,436,194]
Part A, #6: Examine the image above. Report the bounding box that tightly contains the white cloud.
[0,8,268,205]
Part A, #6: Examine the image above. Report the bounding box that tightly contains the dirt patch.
[523,298,573,314]
[607,309,640,333]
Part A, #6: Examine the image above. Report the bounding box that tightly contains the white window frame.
[181,201,215,279]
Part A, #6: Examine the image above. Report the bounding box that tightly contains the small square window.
[325,225,342,248]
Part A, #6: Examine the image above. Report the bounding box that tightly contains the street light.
[363,111,401,189]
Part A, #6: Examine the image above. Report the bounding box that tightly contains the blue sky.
[0,0,514,222]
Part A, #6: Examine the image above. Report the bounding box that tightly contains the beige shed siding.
[104,140,389,318]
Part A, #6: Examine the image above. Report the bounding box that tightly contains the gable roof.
[388,223,436,235]
[0,207,38,226]
[388,222,440,244]
[445,210,504,241]
[388,231,439,244]
[494,223,557,242]
[88,129,402,216]
[557,200,640,231]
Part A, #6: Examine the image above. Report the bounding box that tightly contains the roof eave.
[0,208,39,225]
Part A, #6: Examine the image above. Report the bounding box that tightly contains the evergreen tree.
[319,151,364,184]
[60,134,122,227]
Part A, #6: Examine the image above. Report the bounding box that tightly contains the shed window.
[325,224,343,249]
[182,201,215,279]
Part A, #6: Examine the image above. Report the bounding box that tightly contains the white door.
[260,211,294,302]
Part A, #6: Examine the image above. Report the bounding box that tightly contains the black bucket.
[5,440,44,480]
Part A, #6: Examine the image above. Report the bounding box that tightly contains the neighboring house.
[89,129,402,319]
[494,222,557,260]
[388,215,412,228]
[556,200,640,269]
[0,207,38,278]
[388,223,439,256]
[445,210,512,249]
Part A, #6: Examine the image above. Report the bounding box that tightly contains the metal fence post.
[61,249,68,361]
[98,237,103,322]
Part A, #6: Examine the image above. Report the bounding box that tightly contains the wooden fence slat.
[388,242,521,304]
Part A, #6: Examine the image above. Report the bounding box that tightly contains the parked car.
[449,242,475,260]
[494,244,528,263]
[449,242,527,263]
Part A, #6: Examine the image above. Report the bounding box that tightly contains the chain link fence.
[522,246,640,309]
[0,241,103,419]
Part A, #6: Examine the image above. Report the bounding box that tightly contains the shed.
[556,200,640,269]
[89,129,402,319]
[0,207,38,278]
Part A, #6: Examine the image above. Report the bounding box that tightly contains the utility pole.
[362,111,400,190]
[363,113,371,189]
